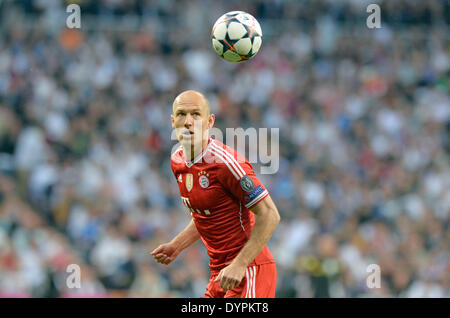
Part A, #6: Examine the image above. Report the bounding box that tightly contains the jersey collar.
[185,138,214,168]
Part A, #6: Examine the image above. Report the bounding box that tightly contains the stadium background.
[0,0,448,297]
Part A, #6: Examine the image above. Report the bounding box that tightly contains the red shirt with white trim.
[170,138,275,274]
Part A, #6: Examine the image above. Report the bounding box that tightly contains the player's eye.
[177,112,185,117]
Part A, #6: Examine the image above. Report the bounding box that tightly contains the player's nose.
[184,113,194,127]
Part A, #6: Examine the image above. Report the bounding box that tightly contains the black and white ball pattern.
[211,11,263,62]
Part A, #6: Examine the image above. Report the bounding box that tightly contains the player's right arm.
[153,154,200,265]
[150,219,200,265]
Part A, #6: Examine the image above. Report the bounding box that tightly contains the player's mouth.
[181,130,194,137]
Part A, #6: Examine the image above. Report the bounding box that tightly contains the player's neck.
[184,138,209,162]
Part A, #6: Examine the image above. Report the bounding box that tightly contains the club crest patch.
[198,171,209,189]
[240,176,254,192]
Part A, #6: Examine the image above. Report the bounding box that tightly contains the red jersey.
[171,138,275,274]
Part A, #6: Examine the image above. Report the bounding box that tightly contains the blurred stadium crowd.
[0,0,449,297]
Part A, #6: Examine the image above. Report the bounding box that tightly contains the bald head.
[171,90,215,152]
[173,90,210,116]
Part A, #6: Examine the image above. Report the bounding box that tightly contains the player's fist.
[150,243,179,265]
[214,263,246,293]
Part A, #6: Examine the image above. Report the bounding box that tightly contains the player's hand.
[214,263,246,293]
[150,243,179,265]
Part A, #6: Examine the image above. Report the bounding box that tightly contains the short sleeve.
[219,158,269,209]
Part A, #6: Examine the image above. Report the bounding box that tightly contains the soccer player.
[151,90,280,298]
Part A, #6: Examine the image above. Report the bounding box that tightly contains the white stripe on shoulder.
[171,146,183,158]
[211,143,246,176]
[208,149,240,180]
[210,142,246,177]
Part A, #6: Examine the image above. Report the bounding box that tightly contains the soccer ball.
[211,11,263,62]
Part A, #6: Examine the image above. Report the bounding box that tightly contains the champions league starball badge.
[240,176,254,192]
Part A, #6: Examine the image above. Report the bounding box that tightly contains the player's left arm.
[215,195,280,292]
[231,194,280,267]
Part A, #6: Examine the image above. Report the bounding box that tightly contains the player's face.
[171,95,213,148]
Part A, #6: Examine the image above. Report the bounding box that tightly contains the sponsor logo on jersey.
[186,173,193,192]
[243,185,263,203]
[240,176,254,192]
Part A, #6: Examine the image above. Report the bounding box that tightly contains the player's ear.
[171,114,175,128]
[208,114,215,129]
